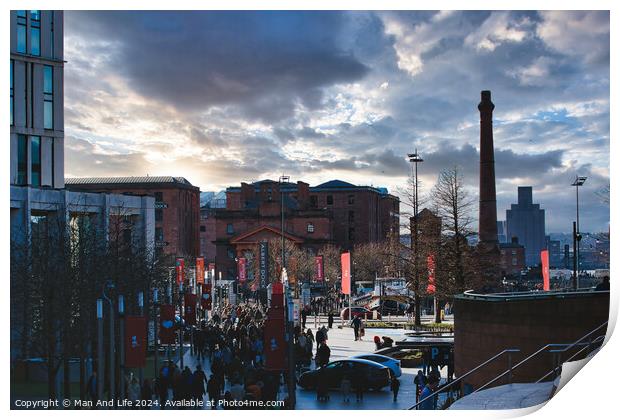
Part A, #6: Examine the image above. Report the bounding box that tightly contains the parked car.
[340,306,381,320]
[298,359,392,391]
[350,353,402,377]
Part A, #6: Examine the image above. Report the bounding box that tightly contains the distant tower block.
[478,90,498,249]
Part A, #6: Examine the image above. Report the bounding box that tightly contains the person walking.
[418,373,440,410]
[414,370,427,403]
[327,312,334,329]
[316,342,331,368]
[207,374,221,409]
[351,316,362,341]
[391,376,400,402]
[192,364,208,403]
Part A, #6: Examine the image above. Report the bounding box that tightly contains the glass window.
[154,191,163,202]
[30,11,41,56]
[226,223,234,235]
[348,194,355,205]
[10,61,14,125]
[16,14,26,53]
[326,195,333,205]
[310,195,318,208]
[155,227,164,241]
[307,223,314,233]
[200,225,206,232]
[49,11,54,58]
[17,135,27,185]
[155,208,163,222]
[31,136,41,187]
[43,66,53,129]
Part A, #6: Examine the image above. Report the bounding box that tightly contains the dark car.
[298,359,392,391]
[340,307,381,320]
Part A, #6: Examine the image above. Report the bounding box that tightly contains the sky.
[62,10,610,233]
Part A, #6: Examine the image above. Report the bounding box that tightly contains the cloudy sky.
[63,10,610,233]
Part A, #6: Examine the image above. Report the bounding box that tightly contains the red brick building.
[499,237,526,276]
[213,179,399,279]
[65,176,200,258]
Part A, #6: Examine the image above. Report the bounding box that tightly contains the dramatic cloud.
[63,10,609,232]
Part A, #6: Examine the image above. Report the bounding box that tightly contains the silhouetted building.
[506,186,546,266]
[499,237,526,276]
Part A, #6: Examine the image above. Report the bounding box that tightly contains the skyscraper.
[506,186,546,266]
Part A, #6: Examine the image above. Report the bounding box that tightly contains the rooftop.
[65,176,196,187]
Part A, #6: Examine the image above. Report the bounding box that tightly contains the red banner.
[184,293,197,325]
[125,316,147,368]
[315,255,324,282]
[196,257,205,285]
[263,309,286,371]
[201,283,212,310]
[175,258,185,285]
[541,250,550,291]
[238,257,247,283]
[427,254,436,294]
[341,252,351,295]
[159,304,176,345]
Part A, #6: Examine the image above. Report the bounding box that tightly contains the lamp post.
[153,288,159,376]
[96,299,104,403]
[571,176,587,289]
[279,174,295,408]
[102,281,115,401]
[408,150,423,326]
[118,295,125,400]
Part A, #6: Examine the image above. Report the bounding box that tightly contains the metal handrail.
[475,343,569,393]
[537,334,606,383]
[408,348,520,410]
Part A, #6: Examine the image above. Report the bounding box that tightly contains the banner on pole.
[159,304,176,345]
[341,252,351,295]
[541,250,550,291]
[259,241,269,288]
[184,293,197,325]
[201,283,212,310]
[426,254,436,294]
[125,316,147,368]
[315,255,324,282]
[238,257,247,283]
[175,258,185,285]
[196,257,205,285]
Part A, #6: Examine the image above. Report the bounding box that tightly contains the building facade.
[506,186,546,267]
[498,237,526,276]
[214,179,399,279]
[10,10,64,189]
[65,176,201,258]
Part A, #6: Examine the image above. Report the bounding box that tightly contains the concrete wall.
[454,291,609,389]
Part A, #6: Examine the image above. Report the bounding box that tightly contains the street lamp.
[279,175,296,408]
[407,150,423,325]
[102,281,115,400]
[571,176,587,289]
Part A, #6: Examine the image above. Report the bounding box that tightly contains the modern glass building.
[506,186,546,267]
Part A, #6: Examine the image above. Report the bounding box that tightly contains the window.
[348,210,355,222]
[10,61,14,125]
[17,135,27,185]
[30,11,41,56]
[511,250,517,256]
[348,227,355,241]
[16,11,26,53]
[155,227,164,241]
[154,191,163,202]
[200,225,206,232]
[310,195,318,208]
[307,223,314,233]
[512,257,517,266]
[43,65,53,129]
[226,223,234,235]
[227,248,235,259]
[155,209,163,222]
[326,195,333,205]
[348,194,355,205]
[31,136,41,187]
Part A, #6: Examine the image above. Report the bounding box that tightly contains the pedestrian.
[418,373,440,410]
[86,371,97,403]
[315,327,325,353]
[391,376,400,402]
[127,376,141,403]
[340,375,352,403]
[141,378,153,403]
[328,312,334,329]
[192,364,207,402]
[207,374,221,409]
[301,307,307,329]
[316,342,331,368]
[414,370,427,403]
[351,316,361,341]
[359,319,365,340]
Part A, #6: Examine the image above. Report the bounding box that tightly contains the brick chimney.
[478,90,498,248]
